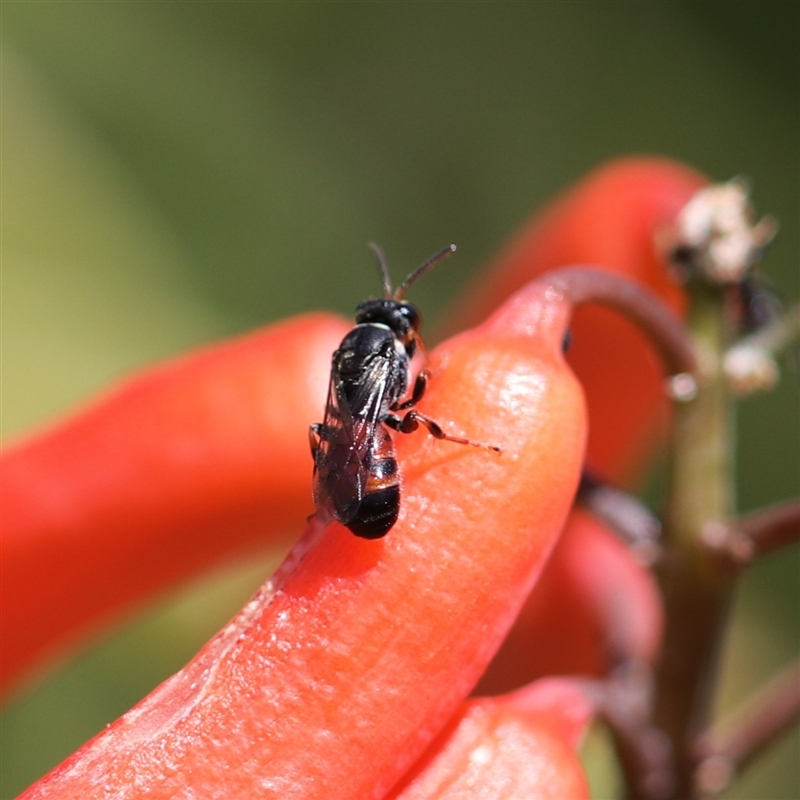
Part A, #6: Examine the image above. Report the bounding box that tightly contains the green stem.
[653,282,736,799]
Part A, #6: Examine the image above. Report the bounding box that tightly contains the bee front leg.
[393,369,431,411]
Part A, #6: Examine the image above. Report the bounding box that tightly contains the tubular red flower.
[442,156,707,481]
[18,277,587,800]
[1,313,349,694]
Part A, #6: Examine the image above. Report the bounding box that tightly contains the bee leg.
[388,409,502,453]
[308,424,322,458]
[384,412,416,434]
[393,369,431,411]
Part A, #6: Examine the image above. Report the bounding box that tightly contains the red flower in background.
[2,157,707,798]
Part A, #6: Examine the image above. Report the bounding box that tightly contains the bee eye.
[400,303,421,332]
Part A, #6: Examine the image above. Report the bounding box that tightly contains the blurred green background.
[1,2,797,797]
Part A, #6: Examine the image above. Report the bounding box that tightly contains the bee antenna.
[394,243,457,300]
[368,242,394,299]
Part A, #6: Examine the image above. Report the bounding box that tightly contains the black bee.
[309,243,500,539]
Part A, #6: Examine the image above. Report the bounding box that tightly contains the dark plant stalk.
[580,664,674,800]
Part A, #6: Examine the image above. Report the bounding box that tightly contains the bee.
[309,243,500,539]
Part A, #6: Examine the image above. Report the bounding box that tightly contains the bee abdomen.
[346,454,400,539]
[348,480,400,539]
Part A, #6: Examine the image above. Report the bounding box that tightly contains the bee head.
[357,242,455,357]
[355,298,421,354]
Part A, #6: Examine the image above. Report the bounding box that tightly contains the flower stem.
[652,280,737,799]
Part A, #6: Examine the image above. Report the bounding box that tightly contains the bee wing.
[313,356,394,525]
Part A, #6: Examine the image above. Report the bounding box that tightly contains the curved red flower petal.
[1,313,349,694]
[443,156,707,481]
[391,679,594,799]
[19,279,587,800]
